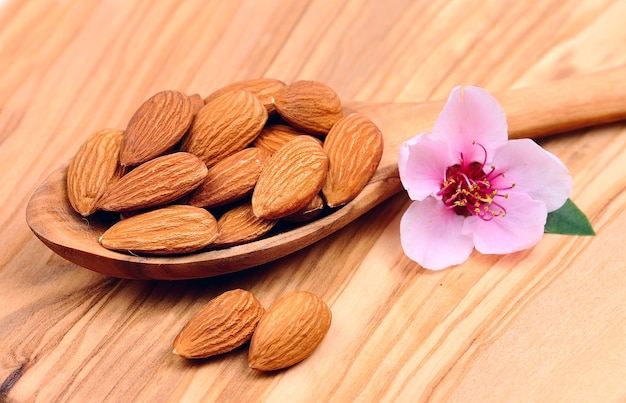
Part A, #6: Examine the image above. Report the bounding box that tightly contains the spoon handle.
[496,66,626,139]
[347,66,626,169]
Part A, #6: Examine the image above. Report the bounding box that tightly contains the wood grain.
[2,0,626,402]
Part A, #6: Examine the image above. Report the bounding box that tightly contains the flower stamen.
[437,141,513,220]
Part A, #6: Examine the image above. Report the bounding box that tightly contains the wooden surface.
[2,0,625,401]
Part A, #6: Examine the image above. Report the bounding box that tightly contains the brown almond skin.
[273,80,343,135]
[283,194,325,223]
[204,78,286,113]
[97,152,208,212]
[179,89,268,167]
[322,113,384,207]
[252,123,313,154]
[252,136,328,220]
[248,291,332,371]
[120,90,195,166]
[99,205,218,255]
[67,128,124,216]
[187,147,271,208]
[212,203,277,248]
[188,93,205,114]
[173,289,265,359]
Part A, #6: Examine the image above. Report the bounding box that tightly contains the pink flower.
[398,86,572,270]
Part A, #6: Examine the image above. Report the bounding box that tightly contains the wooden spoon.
[26,67,626,280]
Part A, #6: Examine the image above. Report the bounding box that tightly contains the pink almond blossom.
[398,86,572,270]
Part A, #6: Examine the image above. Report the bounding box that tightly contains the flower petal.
[490,139,572,211]
[400,197,474,270]
[432,86,508,163]
[398,134,451,201]
[462,192,547,254]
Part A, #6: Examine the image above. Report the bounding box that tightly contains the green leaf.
[544,198,595,236]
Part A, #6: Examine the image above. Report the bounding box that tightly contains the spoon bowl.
[26,67,626,279]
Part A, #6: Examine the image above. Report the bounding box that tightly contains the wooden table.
[2,1,625,401]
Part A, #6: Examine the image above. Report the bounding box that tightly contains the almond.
[322,113,384,207]
[188,93,205,114]
[252,136,328,220]
[283,194,325,223]
[187,147,271,208]
[120,90,195,166]
[248,291,332,371]
[212,203,277,248]
[204,78,286,114]
[97,152,208,212]
[173,289,265,359]
[253,124,305,154]
[273,80,343,135]
[99,205,218,255]
[66,128,124,216]
[179,89,268,167]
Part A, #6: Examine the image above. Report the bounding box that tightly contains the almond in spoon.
[252,136,328,220]
[99,205,218,255]
[212,203,277,247]
[204,78,286,114]
[180,89,267,167]
[120,90,195,166]
[187,147,271,208]
[273,80,343,135]
[322,113,383,207]
[66,128,124,216]
[97,152,207,212]
[252,124,304,154]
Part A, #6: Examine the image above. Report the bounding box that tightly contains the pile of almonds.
[66,78,384,255]
[173,289,332,371]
